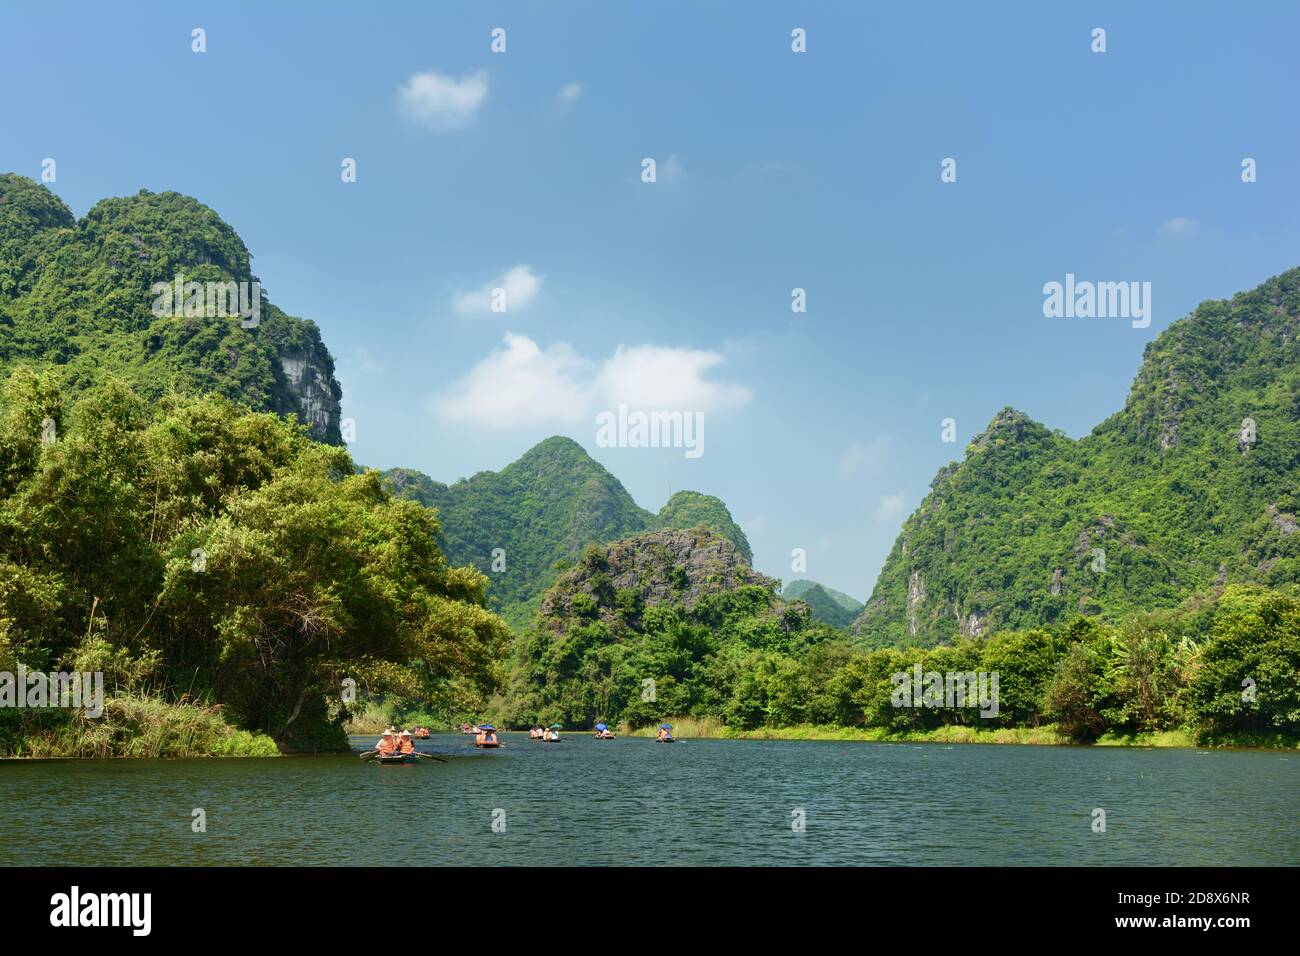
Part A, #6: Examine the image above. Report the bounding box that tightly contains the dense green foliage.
[782,579,864,628]
[0,369,510,754]
[509,531,1299,743]
[502,528,837,728]
[0,174,341,443]
[383,437,752,627]
[857,269,1300,647]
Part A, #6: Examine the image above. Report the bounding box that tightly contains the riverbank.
[0,695,279,758]
[621,717,1300,750]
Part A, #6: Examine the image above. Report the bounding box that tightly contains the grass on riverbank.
[624,719,1067,745]
[342,697,453,735]
[621,718,1300,750]
[0,695,279,758]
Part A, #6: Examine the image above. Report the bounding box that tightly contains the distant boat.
[656,723,676,743]
[475,725,500,748]
[594,722,615,739]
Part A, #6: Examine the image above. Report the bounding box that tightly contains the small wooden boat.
[378,752,415,764]
[541,733,561,743]
[412,727,431,739]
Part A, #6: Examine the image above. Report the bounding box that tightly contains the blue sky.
[3,1,1298,601]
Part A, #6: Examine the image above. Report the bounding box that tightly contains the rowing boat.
[378,753,415,764]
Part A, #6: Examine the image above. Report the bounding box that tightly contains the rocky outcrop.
[537,527,776,636]
[906,570,926,636]
[277,349,342,443]
[1267,505,1298,536]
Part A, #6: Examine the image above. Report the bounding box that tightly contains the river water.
[2,734,1295,865]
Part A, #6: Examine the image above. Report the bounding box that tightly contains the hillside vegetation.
[0,369,509,755]
[783,579,864,628]
[0,174,341,443]
[856,268,1300,647]
[383,437,752,627]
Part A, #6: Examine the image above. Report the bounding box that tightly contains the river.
[2,734,1295,865]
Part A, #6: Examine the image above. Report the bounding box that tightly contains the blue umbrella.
[479,724,495,731]
[595,723,608,731]
[660,724,673,730]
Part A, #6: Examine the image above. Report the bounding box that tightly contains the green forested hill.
[782,579,864,629]
[0,174,341,443]
[382,438,753,627]
[655,490,753,563]
[854,268,1300,648]
[504,527,838,728]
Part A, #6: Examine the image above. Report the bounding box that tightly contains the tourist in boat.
[594,722,614,739]
[398,731,415,754]
[375,730,397,754]
[475,724,499,747]
[656,723,674,742]
[544,726,560,742]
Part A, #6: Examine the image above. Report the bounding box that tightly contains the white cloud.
[556,82,583,110]
[594,344,750,412]
[432,333,592,427]
[433,334,750,428]
[452,265,542,316]
[398,70,488,129]
[837,437,892,479]
[661,153,686,183]
[875,494,906,523]
[1158,216,1198,238]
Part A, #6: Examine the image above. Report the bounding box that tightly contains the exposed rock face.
[277,349,342,443]
[1050,569,1063,596]
[1267,505,1298,536]
[906,570,927,636]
